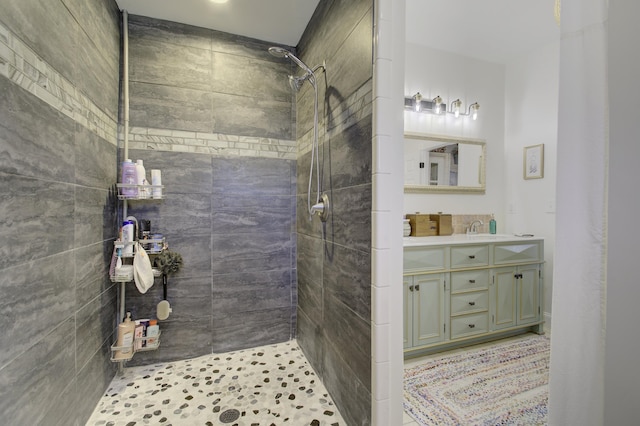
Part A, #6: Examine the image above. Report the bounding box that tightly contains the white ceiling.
[406,0,560,64]
[115,0,560,63]
[115,0,321,46]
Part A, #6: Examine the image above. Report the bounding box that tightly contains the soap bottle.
[146,319,159,347]
[115,247,122,271]
[114,312,135,360]
[121,159,138,198]
[135,159,149,198]
[489,214,497,234]
[151,169,162,199]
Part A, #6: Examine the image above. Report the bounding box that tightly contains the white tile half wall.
[372,0,405,425]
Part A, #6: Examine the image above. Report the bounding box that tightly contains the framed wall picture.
[523,144,544,179]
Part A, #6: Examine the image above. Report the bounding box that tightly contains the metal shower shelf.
[110,330,162,362]
[116,183,165,200]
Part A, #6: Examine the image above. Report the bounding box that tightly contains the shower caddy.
[109,11,173,365]
[109,181,166,363]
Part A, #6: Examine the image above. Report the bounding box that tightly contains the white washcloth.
[133,242,154,293]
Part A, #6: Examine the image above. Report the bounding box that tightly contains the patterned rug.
[404,335,550,425]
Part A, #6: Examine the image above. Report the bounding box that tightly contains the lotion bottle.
[121,159,138,197]
[114,312,135,360]
[135,159,149,198]
[489,214,497,234]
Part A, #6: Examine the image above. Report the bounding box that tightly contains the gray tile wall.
[295,1,374,425]
[0,0,121,425]
[121,17,298,365]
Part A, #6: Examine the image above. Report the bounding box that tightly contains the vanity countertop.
[403,234,543,247]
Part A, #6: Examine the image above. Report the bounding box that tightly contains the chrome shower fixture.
[268,46,320,91]
[268,46,327,222]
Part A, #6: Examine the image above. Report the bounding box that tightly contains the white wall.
[605,1,640,422]
[403,44,506,221]
[504,41,560,324]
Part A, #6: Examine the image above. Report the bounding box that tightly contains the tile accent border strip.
[0,17,372,161]
[0,21,118,145]
[126,127,297,160]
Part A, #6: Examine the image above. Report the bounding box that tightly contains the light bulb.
[452,99,461,118]
[414,92,422,112]
[470,103,480,120]
[433,96,442,114]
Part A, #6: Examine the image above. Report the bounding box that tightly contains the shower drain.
[219,408,241,423]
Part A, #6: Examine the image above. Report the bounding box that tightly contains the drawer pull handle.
[468,255,476,259]
[415,284,420,291]
[468,301,476,306]
[469,279,476,283]
[409,285,414,292]
[468,324,476,328]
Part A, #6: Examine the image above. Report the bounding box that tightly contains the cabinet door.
[403,277,412,349]
[518,264,540,325]
[412,274,446,347]
[493,267,517,330]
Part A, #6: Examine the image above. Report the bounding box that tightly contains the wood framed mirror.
[404,133,486,194]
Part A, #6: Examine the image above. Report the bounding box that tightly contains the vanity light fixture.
[451,99,462,118]
[433,96,442,114]
[405,93,480,120]
[469,102,480,120]
[446,99,480,120]
[413,92,423,112]
[404,92,447,115]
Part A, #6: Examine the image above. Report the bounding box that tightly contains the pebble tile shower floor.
[87,340,344,426]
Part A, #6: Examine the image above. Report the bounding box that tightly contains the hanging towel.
[133,242,154,293]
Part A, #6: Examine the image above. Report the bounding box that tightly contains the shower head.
[269,46,316,92]
[268,46,289,58]
[288,75,305,92]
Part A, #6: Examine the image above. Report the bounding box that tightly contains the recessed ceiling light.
[210,0,229,3]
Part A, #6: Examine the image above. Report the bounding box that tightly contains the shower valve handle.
[311,193,330,223]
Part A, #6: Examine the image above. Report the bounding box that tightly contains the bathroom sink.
[463,233,525,241]
[403,233,540,247]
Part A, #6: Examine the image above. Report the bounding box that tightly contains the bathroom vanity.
[403,234,544,357]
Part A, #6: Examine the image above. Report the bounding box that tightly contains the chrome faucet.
[467,220,484,235]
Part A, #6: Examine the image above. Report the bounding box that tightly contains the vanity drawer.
[450,270,490,293]
[450,245,489,269]
[403,247,446,273]
[494,242,541,265]
[450,312,489,339]
[451,291,489,316]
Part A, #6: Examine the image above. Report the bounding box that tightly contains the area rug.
[404,335,550,425]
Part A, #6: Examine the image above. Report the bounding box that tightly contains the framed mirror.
[404,133,486,194]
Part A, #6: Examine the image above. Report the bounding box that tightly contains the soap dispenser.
[489,214,497,234]
[114,312,135,360]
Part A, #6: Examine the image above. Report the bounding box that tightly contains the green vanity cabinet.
[403,273,447,349]
[403,235,544,356]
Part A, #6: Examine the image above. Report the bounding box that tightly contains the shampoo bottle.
[114,312,135,360]
[122,220,135,256]
[121,159,138,198]
[135,159,149,199]
[489,214,497,234]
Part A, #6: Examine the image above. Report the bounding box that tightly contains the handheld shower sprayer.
[268,46,328,222]
[268,46,319,91]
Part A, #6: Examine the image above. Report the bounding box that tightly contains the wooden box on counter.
[406,214,438,236]
[430,213,453,235]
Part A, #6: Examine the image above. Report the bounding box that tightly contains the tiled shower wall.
[295,1,374,425]
[0,0,120,425]
[122,15,299,364]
